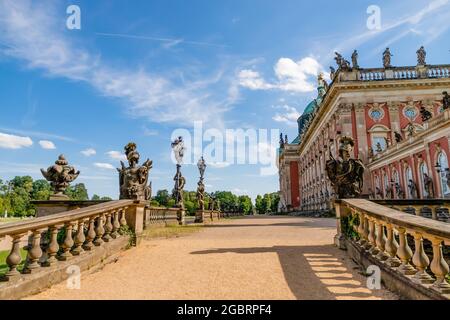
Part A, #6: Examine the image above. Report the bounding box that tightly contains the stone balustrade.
[0,200,139,281]
[372,199,450,223]
[144,206,181,227]
[335,199,450,296]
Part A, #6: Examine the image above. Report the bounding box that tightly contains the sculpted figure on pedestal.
[325,136,364,198]
[408,179,418,199]
[423,173,435,199]
[416,46,426,65]
[41,155,80,199]
[117,142,152,200]
[420,106,433,122]
[383,48,393,68]
[443,91,450,110]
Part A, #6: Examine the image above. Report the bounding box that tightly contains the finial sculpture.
[325,136,364,198]
[41,155,80,199]
[117,142,152,200]
[334,52,350,70]
[171,137,186,224]
[417,46,426,66]
[383,48,393,68]
[196,156,206,211]
[351,50,359,69]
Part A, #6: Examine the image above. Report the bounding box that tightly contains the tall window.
[384,174,390,198]
[420,163,429,198]
[438,152,450,197]
[405,167,413,198]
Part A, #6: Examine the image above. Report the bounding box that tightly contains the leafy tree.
[91,194,101,200]
[31,179,51,201]
[184,200,196,216]
[238,195,253,214]
[262,194,272,214]
[154,190,170,207]
[65,183,89,200]
[255,195,264,214]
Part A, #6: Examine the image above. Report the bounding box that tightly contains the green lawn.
[0,217,32,224]
[143,224,204,239]
[0,248,27,276]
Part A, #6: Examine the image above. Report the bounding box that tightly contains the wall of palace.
[278,59,450,213]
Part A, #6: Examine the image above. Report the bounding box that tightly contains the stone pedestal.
[195,210,205,223]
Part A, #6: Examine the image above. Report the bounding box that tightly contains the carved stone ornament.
[41,155,80,199]
[117,142,152,201]
[325,136,364,198]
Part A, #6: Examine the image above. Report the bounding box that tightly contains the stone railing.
[340,64,450,83]
[372,199,450,222]
[144,206,181,227]
[335,199,450,296]
[0,200,140,282]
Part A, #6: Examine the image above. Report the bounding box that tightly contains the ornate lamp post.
[195,156,207,223]
[171,136,186,225]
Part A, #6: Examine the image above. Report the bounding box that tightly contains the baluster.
[120,208,128,226]
[385,224,401,267]
[4,233,26,279]
[111,210,120,239]
[72,219,87,256]
[375,222,389,261]
[83,217,96,251]
[45,225,61,266]
[362,216,372,250]
[23,229,45,273]
[356,212,366,246]
[396,227,416,275]
[368,218,379,255]
[94,215,105,246]
[103,212,113,242]
[429,237,450,293]
[412,233,434,284]
[59,222,75,261]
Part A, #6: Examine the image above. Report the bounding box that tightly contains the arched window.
[405,167,413,198]
[437,152,450,197]
[369,125,390,154]
[420,163,429,198]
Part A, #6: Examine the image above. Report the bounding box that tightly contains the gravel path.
[28,216,398,300]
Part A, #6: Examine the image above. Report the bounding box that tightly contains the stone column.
[125,202,146,244]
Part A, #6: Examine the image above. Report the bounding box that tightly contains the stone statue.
[330,66,336,80]
[443,91,450,110]
[317,72,329,94]
[368,147,374,159]
[117,142,152,200]
[383,48,393,68]
[334,52,350,70]
[407,123,416,137]
[285,135,288,144]
[420,106,432,122]
[446,169,450,190]
[376,142,383,153]
[279,133,285,147]
[395,183,405,199]
[394,131,403,143]
[196,156,207,211]
[325,136,364,198]
[423,173,435,198]
[375,187,383,199]
[408,179,418,199]
[351,50,359,69]
[171,137,186,210]
[41,155,80,199]
[417,46,426,65]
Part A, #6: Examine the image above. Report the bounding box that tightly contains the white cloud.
[0,132,33,149]
[38,140,56,150]
[272,105,301,127]
[238,57,326,93]
[106,151,127,161]
[0,1,235,127]
[238,69,273,90]
[94,162,115,170]
[231,188,249,195]
[81,148,96,157]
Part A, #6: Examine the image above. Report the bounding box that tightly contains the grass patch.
[0,248,27,276]
[0,218,28,224]
[143,224,204,239]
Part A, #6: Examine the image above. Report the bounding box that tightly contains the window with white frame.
[420,163,429,198]
[438,152,450,197]
[405,167,413,198]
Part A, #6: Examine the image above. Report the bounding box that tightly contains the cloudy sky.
[0,0,450,200]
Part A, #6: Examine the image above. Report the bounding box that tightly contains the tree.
[262,194,272,214]
[154,190,170,207]
[65,183,89,200]
[31,179,51,201]
[255,195,264,214]
[238,195,253,214]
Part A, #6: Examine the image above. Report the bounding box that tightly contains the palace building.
[278,48,450,212]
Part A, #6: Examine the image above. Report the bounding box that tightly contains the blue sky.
[0,0,450,201]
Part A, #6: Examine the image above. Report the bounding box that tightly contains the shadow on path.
[191,245,379,300]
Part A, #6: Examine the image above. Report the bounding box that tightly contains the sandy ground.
[27,216,398,300]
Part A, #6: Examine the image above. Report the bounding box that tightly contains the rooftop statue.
[117,142,152,200]
[417,46,426,65]
[443,91,450,110]
[334,52,350,70]
[329,66,336,80]
[325,136,364,198]
[317,72,329,97]
[41,155,80,199]
[383,48,393,68]
[351,50,359,69]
